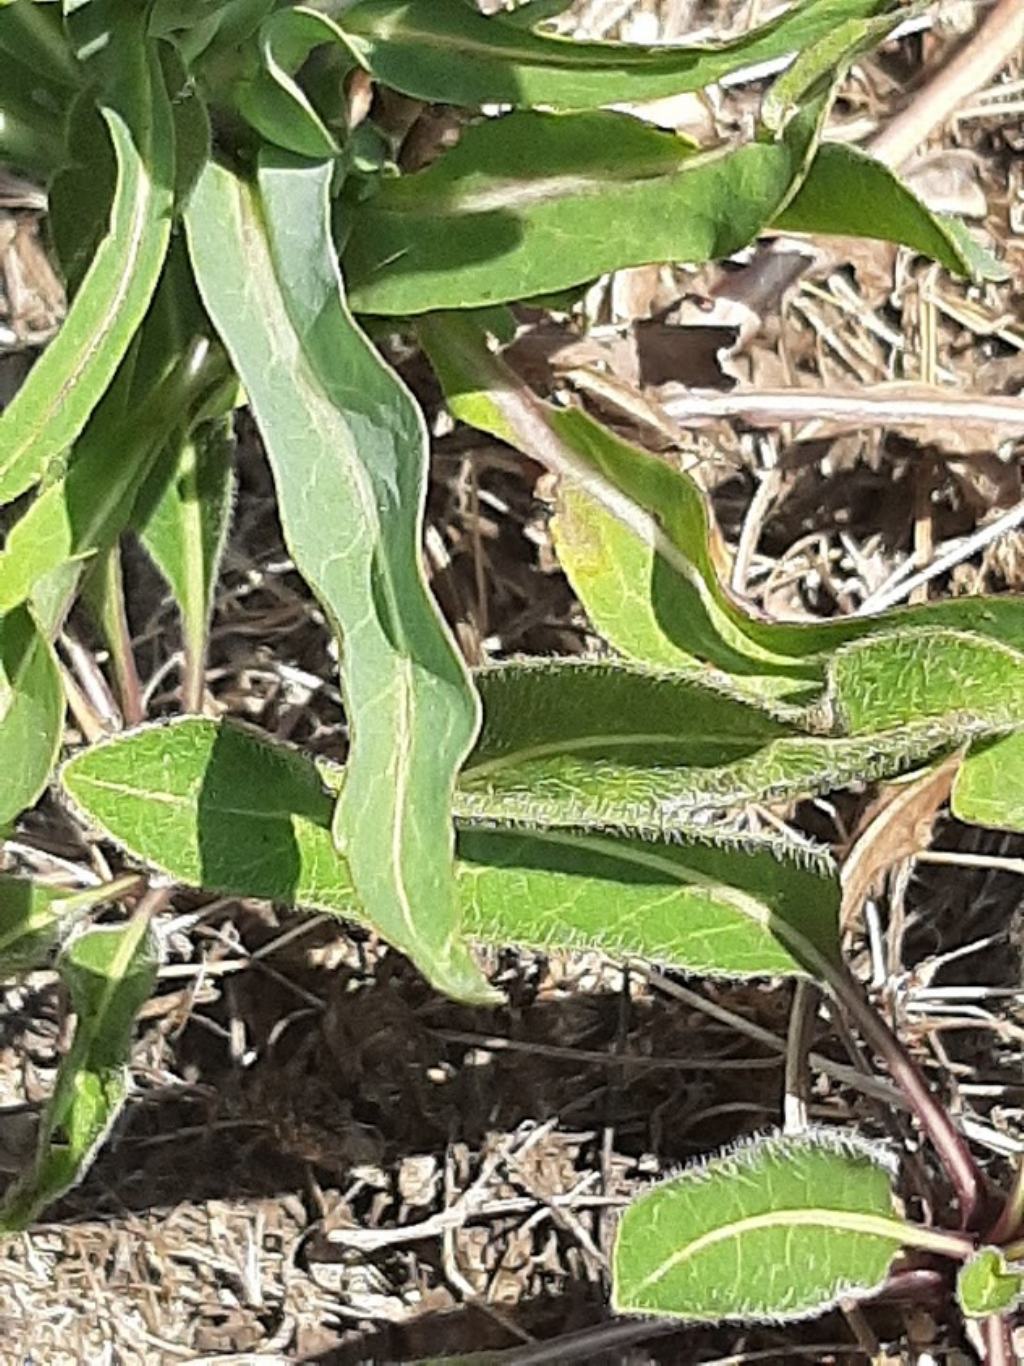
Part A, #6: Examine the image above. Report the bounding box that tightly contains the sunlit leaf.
[0,4,175,505]
[336,0,898,110]
[0,916,158,1230]
[461,659,980,834]
[61,716,843,979]
[135,416,235,712]
[185,153,494,1005]
[957,1248,1023,1319]
[613,1130,907,1320]
[0,606,63,830]
[0,874,141,976]
[345,99,828,315]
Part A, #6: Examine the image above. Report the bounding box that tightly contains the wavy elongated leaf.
[135,417,235,711]
[0,6,175,505]
[0,874,140,976]
[421,313,1024,691]
[336,0,897,110]
[613,1130,906,1320]
[461,658,989,833]
[185,154,492,1005]
[0,606,63,829]
[345,100,829,315]
[61,717,842,978]
[777,141,1008,283]
[0,916,158,1230]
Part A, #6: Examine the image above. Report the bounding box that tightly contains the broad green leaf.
[777,141,1007,283]
[0,49,69,176]
[0,338,230,636]
[951,731,1024,832]
[61,716,842,978]
[613,1130,907,1320]
[335,0,898,110]
[957,1248,1023,1318]
[0,6,175,505]
[0,606,63,829]
[460,658,989,834]
[0,874,141,976]
[0,915,158,1230]
[0,0,81,89]
[344,100,829,315]
[135,417,235,712]
[234,6,357,158]
[830,630,1024,734]
[185,154,493,1005]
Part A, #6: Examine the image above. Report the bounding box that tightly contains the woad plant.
[0,0,1022,1355]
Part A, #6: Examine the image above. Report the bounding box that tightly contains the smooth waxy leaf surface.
[61,717,842,978]
[0,6,175,505]
[0,607,63,829]
[957,1248,1023,1318]
[186,154,492,1005]
[345,100,828,315]
[136,417,235,711]
[336,0,897,110]
[613,1131,904,1320]
[777,141,1008,283]
[462,659,982,833]
[0,917,158,1230]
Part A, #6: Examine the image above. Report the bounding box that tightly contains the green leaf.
[421,314,1024,701]
[234,6,357,157]
[957,1248,1023,1318]
[185,153,493,1005]
[951,731,1024,832]
[0,7,176,506]
[0,606,63,829]
[0,874,141,976]
[612,1130,906,1321]
[777,141,1007,283]
[0,915,158,1230]
[344,99,829,315]
[0,0,81,90]
[461,658,988,834]
[0,338,230,636]
[336,0,898,110]
[61,716,843,979]
[135,416,235,712]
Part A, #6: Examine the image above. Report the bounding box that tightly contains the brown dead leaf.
[840,749,964,930]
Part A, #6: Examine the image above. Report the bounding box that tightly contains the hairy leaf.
[461,659,980,834]
[345,99,829,315]
[0,5,175,505]
[0,607,63,829]
[185,154,492,1005]
[336,0,898,110]
[136,417,235,712]
[62,717,842,978]
[0,916,158,1230]
[613,1130,906,1320]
